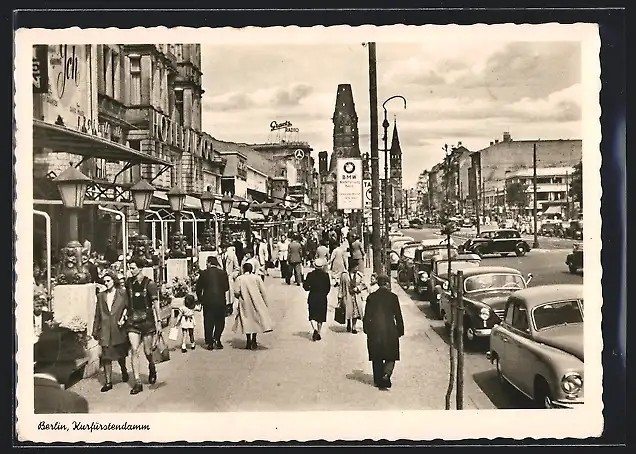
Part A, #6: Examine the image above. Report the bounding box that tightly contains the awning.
[33,119,172,166]
[544,206,563,215]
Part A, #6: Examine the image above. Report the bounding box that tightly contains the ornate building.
[324,84,361,211]
[389,119,403,219]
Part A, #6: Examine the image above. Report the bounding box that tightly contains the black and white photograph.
[15,24,602,442]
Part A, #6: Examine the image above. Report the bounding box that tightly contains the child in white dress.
[176,294,201,353]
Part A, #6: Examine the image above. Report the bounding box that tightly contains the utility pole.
[367,42,382,274]
[532,144,540,249]
[443,221,457,410]
[456,269,465,409]
[475,165,481,236]
[565,170,570,220]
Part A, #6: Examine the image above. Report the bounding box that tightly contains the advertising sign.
[32,45,49,94]
[363,179,372,209]
[337,158,363,210]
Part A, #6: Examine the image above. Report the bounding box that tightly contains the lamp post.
[259,203,272,240]
[53,166,92,284]
[130,179,155,267]
[271,203,281,238]
[167,186,187,258]
[199,189,216,251]
[237,200,252,245]
[286,206,294,234]
[220,193,234,248]
[382,95,407,275]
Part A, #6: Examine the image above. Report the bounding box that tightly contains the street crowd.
[33,223,405,414]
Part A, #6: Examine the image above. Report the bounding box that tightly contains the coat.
[303,268,331,322]
[258,242,269,266]
[34,376,89,414]
[92,288,129,347]
[350,239,365,260]
[363,287,404,361]
[232,273,274,335]
[315,245,330,262]
[196,266,230,307]
[329,246,348,275]
[277,241,289,261]
[288,241,303,264]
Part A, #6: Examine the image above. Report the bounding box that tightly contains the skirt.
[308,301,327,323]
[101,342,129,361]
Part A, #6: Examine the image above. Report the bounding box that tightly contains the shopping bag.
[334,305,346,325]
[168,327,179,342]
[152,333,171,364]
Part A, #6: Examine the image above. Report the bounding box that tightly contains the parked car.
[426,254,482,314]
[461,217,474,228]
[394,241,424,279]
[437,266,532,348]
[564,220,583,240]
[540,222,564,237]
[408,241,461,294]
[565,243,583,274]
[399,218,411,229]
[409,218,424,229]
[487,285,584,408]
[458,229,531,257]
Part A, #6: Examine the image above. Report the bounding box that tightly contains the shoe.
[130,383,143,395]
[121,370,129,383]
[181,347,187,353]
[148,367,157,385]
[205,344,215,350]
[100,383,113,393]
[190,344,196,350]
[351,329,358,334]
[215,341,224,350]
[251,340,258,350]
[312,330,319,341]
[246,340,252,349]
[381,374,392,389]
[346,323,351,332]
[316,332,322,341]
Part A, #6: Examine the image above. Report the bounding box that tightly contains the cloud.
[270,84,314,107]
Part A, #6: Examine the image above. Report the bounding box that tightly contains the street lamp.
[199,188,216,251]
[53,166,92,284]
[167,185,187,258]
[382,95,407,276]
[130,179,155,266]
[220,193,234,248]
[286,206,294,234]
[237,200,252,244]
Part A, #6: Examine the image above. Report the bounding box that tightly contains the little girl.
[175,294,201,353]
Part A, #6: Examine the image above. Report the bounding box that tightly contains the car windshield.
[402,246,419,259]
[464,273,525,292]
[419,248,456,261]
[437,260,481,275]
[532,300,584,330]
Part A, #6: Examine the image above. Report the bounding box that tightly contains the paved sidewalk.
[71,264,495,412]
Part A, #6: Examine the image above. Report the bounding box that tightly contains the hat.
[314,258,327,268]
[34,327,86,364]
[376,274,391,286]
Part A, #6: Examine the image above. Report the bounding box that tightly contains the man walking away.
[287,234,304,286]
[196,254,230,350]
[363,274,404,390]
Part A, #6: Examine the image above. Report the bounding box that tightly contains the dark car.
[397,240,457,290]
[458,229,531,258]
[409,218,424,229]
[564,220,583,240]
[437,266,533,348]
[565,243,583,274]
[409,241,460,294]
[426,254,482,315]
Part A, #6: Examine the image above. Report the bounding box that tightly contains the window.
[511,304,530,333]
[532,300,584,330]
[504,302,515,325]
[158,64,165,112]
[129,56,141,104]
[102,46,113,97]
[175,89,184,125]
[111,50,120,100]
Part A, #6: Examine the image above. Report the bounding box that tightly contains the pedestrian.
[34,326,89,413]
[258,236,270,276]
[222,245,240,307]
[329,242,348,286]
[337,270,357,333]
[33,291,53,343]
[242,251,265,281]
[287,234,304,286]
[315,239,330,263]
[92,270,130,392]
[363,274,404,390]
[349,234,365,273]
[195,254,230,350]
[277,234,290,281]
[123,259,162,395]
[174,294,201,353]
[303,258,331,341]
[232,262,274,350]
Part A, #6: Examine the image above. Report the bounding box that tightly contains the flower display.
[171,277,190,298]
[50,316,89,347]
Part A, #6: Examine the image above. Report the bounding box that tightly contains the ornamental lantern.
[54,166,91,209]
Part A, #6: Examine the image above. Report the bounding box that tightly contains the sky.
[200,39,581,188]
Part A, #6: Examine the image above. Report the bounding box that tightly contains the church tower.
[389,119,404,218]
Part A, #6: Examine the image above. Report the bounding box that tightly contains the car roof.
[459,266,523,277]
[420,239,452,247]
[434,253,481,262]
[401,241,421,249]
[508,285,584,309]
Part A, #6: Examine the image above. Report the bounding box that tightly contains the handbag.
[152,333,171,364]
[334,305,346,325]
[168,327,179,341]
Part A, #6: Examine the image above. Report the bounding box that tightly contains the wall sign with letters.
[337,158,363,210]
[151,111,215,162]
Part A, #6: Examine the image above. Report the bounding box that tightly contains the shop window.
[129,56,141,105]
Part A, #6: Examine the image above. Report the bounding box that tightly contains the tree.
[570,160,583,209]
[505,181,528,212]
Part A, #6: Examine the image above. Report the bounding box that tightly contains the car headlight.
[442,281,449,290]
[561,373,583,395]
[479,307,490,320]
[419,272,429,281]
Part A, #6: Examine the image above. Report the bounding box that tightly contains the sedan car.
[426,254,481,313]
[565,243,583,274]
[458,229,531,257]
[401,239,459,290]
[487,285,584,408]
[438,266,532,348]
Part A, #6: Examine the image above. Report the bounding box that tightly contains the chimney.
[458,141,462,147]
[495,139,499,144]
[490,141,494,146]
[503,131,512,142]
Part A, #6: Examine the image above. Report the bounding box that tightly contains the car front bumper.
[547,397,585,409]
[471,328,492,338]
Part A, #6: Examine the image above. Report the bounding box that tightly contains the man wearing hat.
[196,253,230,350]
[362,274,405,390]
[34,327,89,413]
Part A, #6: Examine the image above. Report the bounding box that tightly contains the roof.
[459,266,523,278]
[209,138,277,175]
[508,285,583,309]
[506,166,576,178]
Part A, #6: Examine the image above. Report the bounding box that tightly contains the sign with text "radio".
[337,158,363,210]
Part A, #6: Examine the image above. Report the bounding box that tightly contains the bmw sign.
[337,158,363,210]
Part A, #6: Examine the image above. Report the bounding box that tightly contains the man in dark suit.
[34,327,89,414]
[287,235,304,286]
[196,254,230,350]
[363,274,405,390]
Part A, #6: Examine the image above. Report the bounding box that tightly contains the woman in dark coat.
[363,274,404,390]
[92,270,130,392]
[303,258,331,341]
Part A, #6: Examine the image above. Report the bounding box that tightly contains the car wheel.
[515,244,526,257]
[534,378,554,409]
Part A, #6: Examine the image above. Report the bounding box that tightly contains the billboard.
[336,158,363,210]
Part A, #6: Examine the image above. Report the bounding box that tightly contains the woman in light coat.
[232,262,274,350]
[258,237,270,276]
[277,234,290,281]
[223,245,240,306]
[329,244,348,286]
